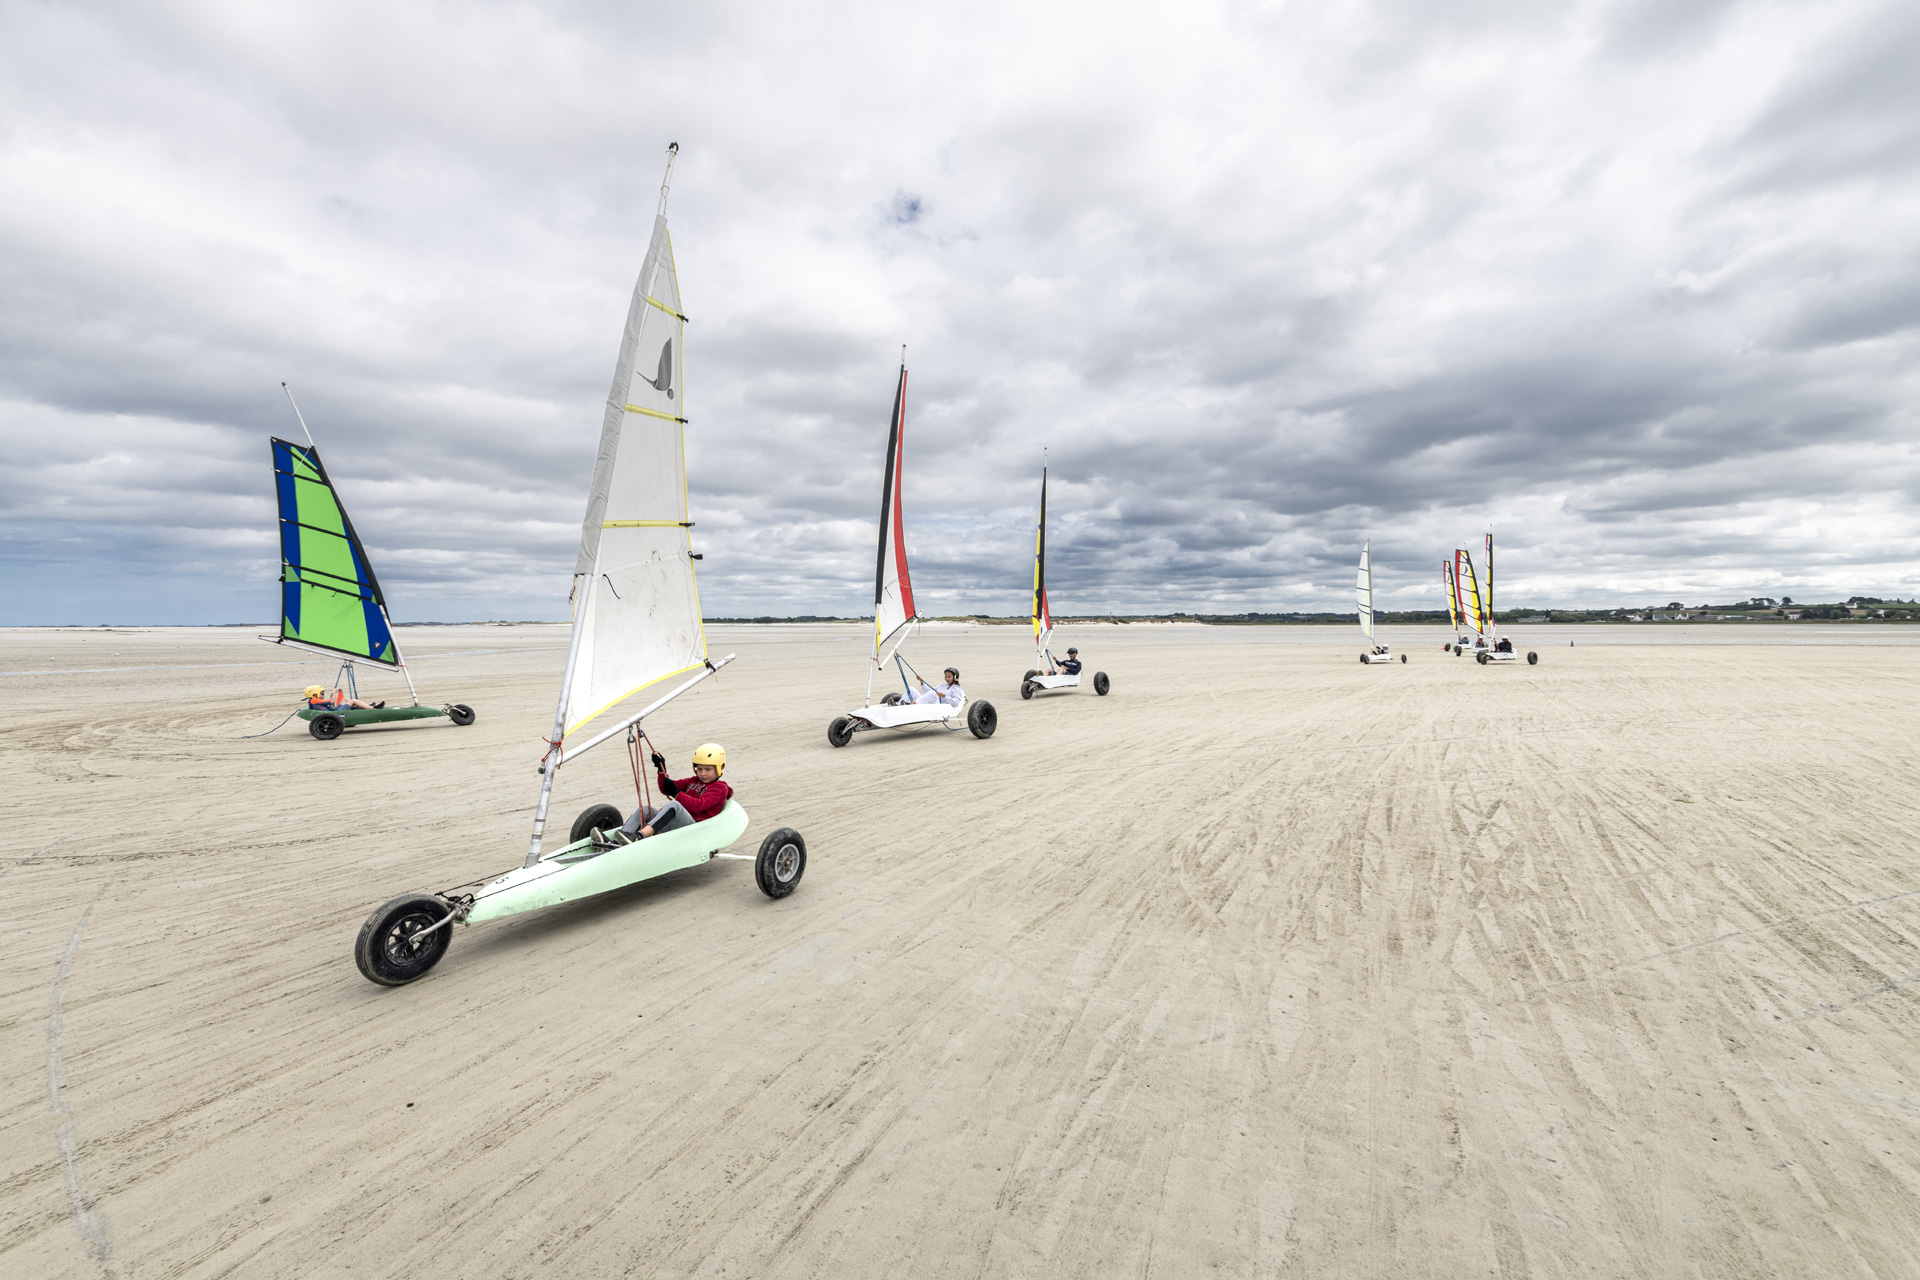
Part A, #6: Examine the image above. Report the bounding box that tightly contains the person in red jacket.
[602,742,733,844]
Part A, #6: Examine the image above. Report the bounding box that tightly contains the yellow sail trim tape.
[601,520,692,528]
[645,295,688,322]
[624,403,689,424]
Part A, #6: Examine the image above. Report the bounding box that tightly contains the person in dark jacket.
[603,743,733,844]
[1042,647,1082,676]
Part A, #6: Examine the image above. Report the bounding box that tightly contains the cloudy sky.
[3,0,1917,624]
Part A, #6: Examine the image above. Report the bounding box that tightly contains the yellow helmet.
[691,742,726,776]
[304,685,326,698]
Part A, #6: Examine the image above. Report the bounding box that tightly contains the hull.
[850,700,966,729]
[300,705,447,727]
[1032,673,1080,690]
[466,800,750,923]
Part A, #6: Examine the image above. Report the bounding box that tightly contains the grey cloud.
[5,0,1920,625]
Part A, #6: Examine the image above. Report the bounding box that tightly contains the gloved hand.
[650,750,666,771]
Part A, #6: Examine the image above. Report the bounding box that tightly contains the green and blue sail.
[272,438,399,665]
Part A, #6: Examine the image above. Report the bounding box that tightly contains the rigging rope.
[241,707,304,738]
[626,727,657,818]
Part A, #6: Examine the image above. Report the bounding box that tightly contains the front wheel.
[355,894,453,986]
[570,802,625,844]
[1020,680,1035,700]
[448,703,476,726]
[1527,651,1539,665]
[309,714,344,740]
[755,827,807,899]
[827,717,853,748]
[967,700,997,739]
[1093,671,1109,695]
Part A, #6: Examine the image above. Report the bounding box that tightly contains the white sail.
[873,363,917,655]
[563,208,705,737]
[1033,465,1052,654]
[1356,540,1375,640]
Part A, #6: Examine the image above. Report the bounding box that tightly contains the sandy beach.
[5,622,1920,1278]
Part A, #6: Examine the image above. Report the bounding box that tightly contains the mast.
[1034,458,1050,655]
[1459,550,1485,637]
[270,394,416,699]
[1484,532,1496,641]
[1357,540,1374,641]
[528,141,690,866]
[867,354,916,703]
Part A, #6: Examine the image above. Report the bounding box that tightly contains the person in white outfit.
[907,667,964,707]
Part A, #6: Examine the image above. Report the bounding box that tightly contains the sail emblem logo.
[641,340,674,400]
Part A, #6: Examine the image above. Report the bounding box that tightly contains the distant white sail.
[1357,540,1375,640]
[564,210,706,736]
[873,363,917,655]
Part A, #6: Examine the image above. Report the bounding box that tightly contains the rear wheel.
[1527,651,1539,665]
[1024,669,1038,681]
[1360,653,1369,664]
[827,717,853,748]
[570,802,625,844]
[879,692,903,706]
[1400,654,1407,663]
[1093,671,1109,695]
[1020,680,1035,700]
[1453,645,1462,655]
[1477,651,1488,664]
[354,894,453,986]
[309,714,344,740]
[967,700,997,739]
[448,703,476,726]
[755,828,807,899]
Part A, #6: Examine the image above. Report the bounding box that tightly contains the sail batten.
[873,365,917,654]
[271,436,399,666]
[559,208,706,740]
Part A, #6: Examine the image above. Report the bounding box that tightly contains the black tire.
[1477,651,1488,665]
[448,703,476,726]
[879,692,903,706]
[754,827,806,899]
[569,802,625,845]
[1093,671,1109,695]
[354,894,453,986]
[1453,645,1462,655]
[1024,669,1038,681]
[967,700,997,739]
[827,717,853,748]
[1360,653,1369,664]
[1400,654,1407,663]
[1020,680,1035,700]
[309,714,344,740]
[1527,651,1539,665]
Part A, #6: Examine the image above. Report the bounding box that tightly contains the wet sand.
[5,623,1920,1277]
